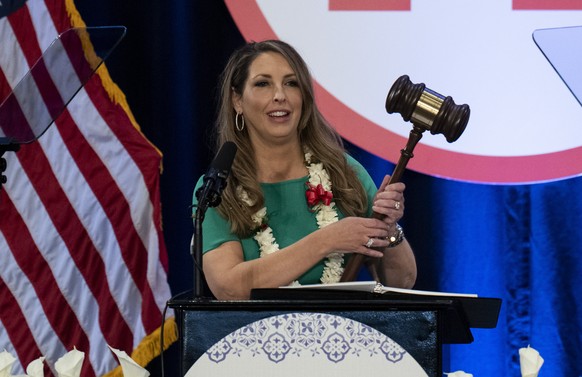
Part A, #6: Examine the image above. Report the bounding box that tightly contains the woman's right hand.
[319,217,391,258]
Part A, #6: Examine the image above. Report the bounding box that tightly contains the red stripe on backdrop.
[0,274,43,368]
[56,88,162,333]
[329,0,410,11]
[0,194,94,377]
[14,139,134,351]
[225,0,280,42]
[513,0,582,9]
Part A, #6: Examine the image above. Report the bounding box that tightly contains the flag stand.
[0,143,20,193]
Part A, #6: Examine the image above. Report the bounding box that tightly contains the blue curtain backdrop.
[75,1,582,376]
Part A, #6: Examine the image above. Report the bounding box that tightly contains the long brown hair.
[213,40,368,237]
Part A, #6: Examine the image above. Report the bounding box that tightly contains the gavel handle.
[340,125,424,282]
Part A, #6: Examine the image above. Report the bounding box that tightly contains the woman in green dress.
[193,40,416,300]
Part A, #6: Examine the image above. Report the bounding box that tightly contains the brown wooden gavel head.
[385,75,470,143]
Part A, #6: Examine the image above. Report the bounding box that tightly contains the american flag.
[0,0,174,376]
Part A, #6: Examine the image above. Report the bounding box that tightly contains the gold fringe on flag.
[102,317,179,377]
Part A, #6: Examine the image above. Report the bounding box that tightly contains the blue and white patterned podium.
[185,312,428,377]
[168,289,501,377]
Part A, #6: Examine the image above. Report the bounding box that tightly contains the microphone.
[195,141,237,213]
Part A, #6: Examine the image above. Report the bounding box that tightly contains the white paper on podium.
[281,281,478,298]
[185,312,428,377]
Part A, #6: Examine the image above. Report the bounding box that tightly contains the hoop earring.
[235,113,245,132]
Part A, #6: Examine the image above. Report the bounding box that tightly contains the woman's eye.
[254,81,269,87]
[286,80,299,87]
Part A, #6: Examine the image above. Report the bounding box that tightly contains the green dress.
[192,154,378,285]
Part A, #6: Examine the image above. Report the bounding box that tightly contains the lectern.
[168,289,500,377]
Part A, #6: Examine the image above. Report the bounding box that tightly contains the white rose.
[251,207,267,226]
[307,163,322,182]
[237,186,255,206]
[263,242,280,255]
[254,228,273,245]
[316,204,339,227]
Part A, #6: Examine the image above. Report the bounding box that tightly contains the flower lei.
[236,151,344,285]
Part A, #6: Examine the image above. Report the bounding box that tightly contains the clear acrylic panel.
[0,26,126,145]
[533,26,582,108]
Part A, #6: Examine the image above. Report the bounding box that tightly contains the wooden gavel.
[340,75,471,282]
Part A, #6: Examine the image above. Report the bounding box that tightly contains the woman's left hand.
[371,175,405,228]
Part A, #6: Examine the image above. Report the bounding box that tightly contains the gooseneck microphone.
[192,141,237,299]
[195,141,237,214]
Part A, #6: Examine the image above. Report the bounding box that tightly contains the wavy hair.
[213,40,368,237]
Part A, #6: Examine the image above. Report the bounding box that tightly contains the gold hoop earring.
[235,113,245,132]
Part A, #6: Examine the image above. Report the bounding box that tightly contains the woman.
[193,40,416,300]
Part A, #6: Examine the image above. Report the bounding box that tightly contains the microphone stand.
[192,205,207,300]
[191,181,217,300]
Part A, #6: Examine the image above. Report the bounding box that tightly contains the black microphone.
[195,141,237,213]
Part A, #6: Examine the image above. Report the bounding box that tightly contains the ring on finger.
[394,201,401,210]
[365,238,374,248]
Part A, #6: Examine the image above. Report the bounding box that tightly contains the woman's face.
[233,52,303,147]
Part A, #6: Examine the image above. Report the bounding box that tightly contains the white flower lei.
[236,151,344,285]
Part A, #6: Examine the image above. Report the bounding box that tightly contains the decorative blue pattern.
[204,313,407,365]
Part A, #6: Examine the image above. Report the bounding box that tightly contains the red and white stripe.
[0,0,171,375]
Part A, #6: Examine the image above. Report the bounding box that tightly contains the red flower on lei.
[305,183,333,207]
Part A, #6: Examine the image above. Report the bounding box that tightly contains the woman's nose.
[273,86,286,102]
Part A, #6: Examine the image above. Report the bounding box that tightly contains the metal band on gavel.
[340,75,471,282]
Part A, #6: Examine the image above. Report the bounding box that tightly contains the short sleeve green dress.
[192,154,378,285]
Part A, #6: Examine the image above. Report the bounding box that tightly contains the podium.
[168,289,501,377]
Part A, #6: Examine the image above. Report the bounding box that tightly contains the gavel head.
[385,75,470,143]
